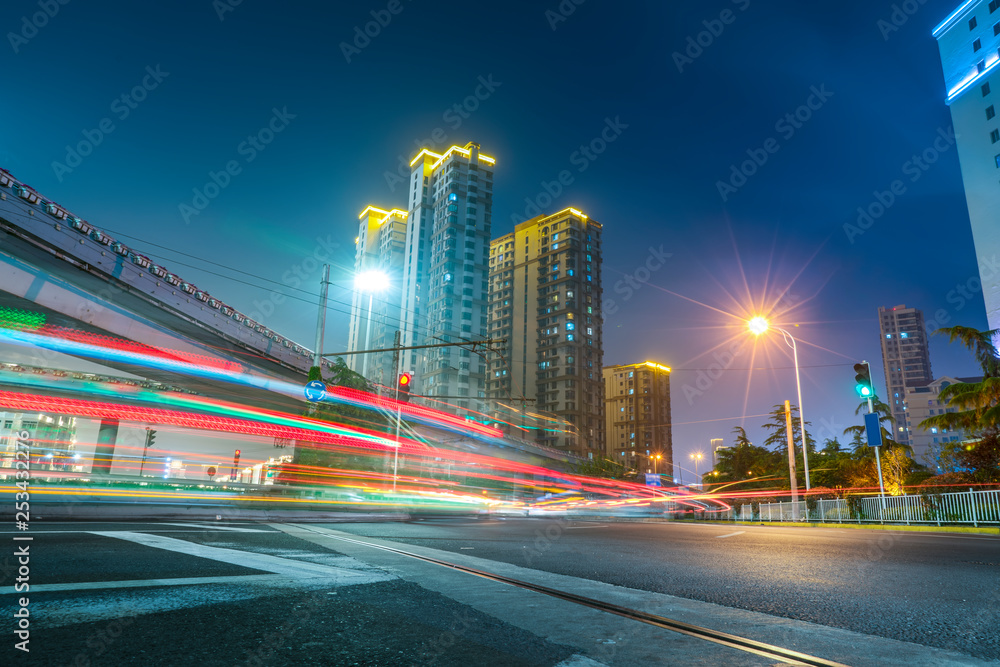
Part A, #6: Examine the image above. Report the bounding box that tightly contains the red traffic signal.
[397,372,412,402]
[233,449,241,465]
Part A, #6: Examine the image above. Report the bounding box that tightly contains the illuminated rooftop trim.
[933,0,978,38]
[643,362,671,373]
[409,144,496,169]
[378,209,409,225]
[537,207,590,225]
[947,55,1000,103]
[358,205,390,219]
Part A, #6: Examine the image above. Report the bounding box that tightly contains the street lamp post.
[690,452,703,487]
[748,317,811,492]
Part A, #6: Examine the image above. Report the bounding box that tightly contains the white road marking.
[15,574,290,593]
[160,522,268,532]
[715,531,745,539]
[566,525,608,529]
[89,531,393,583]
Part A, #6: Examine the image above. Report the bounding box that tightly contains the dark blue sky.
[0,0,986,476]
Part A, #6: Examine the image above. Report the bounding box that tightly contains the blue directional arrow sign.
[304,380,327,403]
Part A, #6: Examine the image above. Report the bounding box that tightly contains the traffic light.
[145,428,156,449]
[854,362,873,398]
[233,449,241,466]
[397,372,412,402]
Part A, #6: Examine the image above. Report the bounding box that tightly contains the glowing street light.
[690,452,703,486]
[748,316,811,491]
[355,270,390,379]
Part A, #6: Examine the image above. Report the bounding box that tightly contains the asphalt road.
[332,518,1000,660]
[0,518,996,666]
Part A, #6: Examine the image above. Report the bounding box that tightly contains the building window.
[992,0,1000,13]
[995,153,1000,168]
[971,16,978,29]
[992,129,1000,143]
[989,105,997,120]
[974,38,983,52]
[985,82,993,96]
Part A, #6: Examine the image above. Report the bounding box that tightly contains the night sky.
[0,0,986,480]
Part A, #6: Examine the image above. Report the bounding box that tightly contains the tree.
[704,426,783,493]
[919,326,1000,486]
[760,403,815,456]
[576,457,631,480]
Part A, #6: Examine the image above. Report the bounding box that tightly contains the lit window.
[901,332,908,338]
[886,334,892,338]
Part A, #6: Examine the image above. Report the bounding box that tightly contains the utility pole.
[312,264,330,372]
[784,400,799,521]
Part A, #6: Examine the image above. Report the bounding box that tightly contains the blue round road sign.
[304,380,327,402]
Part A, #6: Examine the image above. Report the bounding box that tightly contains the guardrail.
[728,488,1000,527]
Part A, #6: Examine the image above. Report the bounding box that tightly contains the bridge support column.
[92,419,119,474]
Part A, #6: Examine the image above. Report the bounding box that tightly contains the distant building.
[904,376,981,468]
[878,305,933,446]
[711,438,728,467]
[347,206,408,385]
[602,362,672,474]
[934,1,1000,334]
[488,208,605,456]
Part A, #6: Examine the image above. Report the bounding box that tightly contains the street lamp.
[355,270,391,379]
[690,452,703,487]
[748,316,811,491]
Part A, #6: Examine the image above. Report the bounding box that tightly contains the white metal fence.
[728,488,1000,527]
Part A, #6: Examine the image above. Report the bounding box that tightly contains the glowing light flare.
[747,316,769,335]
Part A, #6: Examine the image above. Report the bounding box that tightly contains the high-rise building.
[487,208,605,456]
[878,305,933,447]
[710,438,728,467]
[602,362,672,473]
[395,143,495,417]
[904,375,981,468]
[347,206,408,385]
[934,2,1000,333]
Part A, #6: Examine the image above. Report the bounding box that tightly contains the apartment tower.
[878,305,933,447]
[602,362,672,473]
[935,1,1000,332]
[346,206,408,385]
[487,208,604,456]
[399,143,495,418]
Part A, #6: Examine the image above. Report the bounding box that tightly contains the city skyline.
[0,0,987,467]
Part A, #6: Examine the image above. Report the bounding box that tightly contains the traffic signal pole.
[856,360,887,520]
[392,331,401,492]
[868,392,888,520]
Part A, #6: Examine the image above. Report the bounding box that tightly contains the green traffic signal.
[853,362,873,399]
